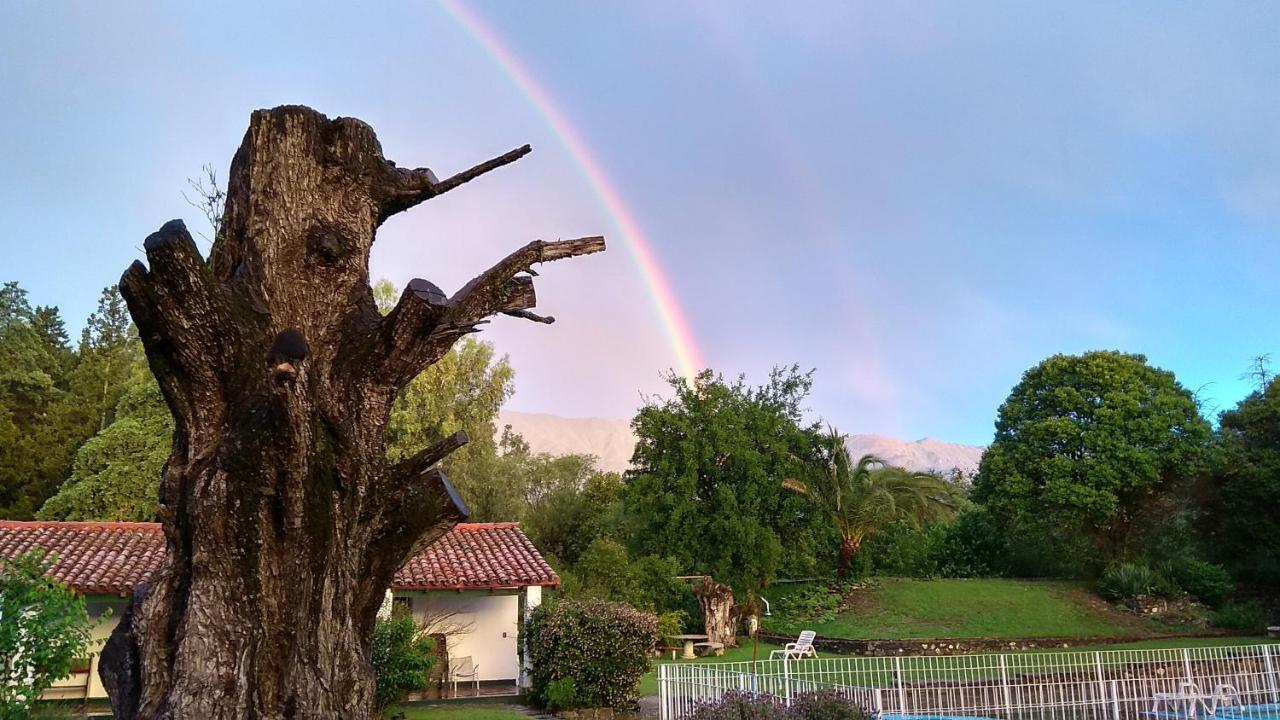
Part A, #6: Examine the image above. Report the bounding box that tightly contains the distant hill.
[497,411,985,476]
[497,411,637,474]
[845,434,985,477]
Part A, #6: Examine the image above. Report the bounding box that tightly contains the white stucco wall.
[409,591,521,682]
[44,598,123,701]
[45,587,539,701]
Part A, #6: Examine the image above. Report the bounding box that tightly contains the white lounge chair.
[450,655,480,697]
[769,630,818,660]
[1150,681,1238,717]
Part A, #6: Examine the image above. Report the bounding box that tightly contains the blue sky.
[1,2,1276,445]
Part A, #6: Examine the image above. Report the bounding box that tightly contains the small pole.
[659,663,669,720]
[895,656,907,714]
[999,654,1012,713]
[783,654,792,707]
[1095,652,1107,715]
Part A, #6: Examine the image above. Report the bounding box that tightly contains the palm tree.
[785,428,958,577]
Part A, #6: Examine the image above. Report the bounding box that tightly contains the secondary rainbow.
[438,0,704,381]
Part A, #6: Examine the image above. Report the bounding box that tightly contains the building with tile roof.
[0,520,558,701]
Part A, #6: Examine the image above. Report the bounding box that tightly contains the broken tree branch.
[378,144,532,222]
[448,236,606,323]
[390,430,470,483]
[501,309,555,324]
[374,236,605,385]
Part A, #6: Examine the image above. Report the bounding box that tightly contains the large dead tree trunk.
[693,577,738,647]
[98,105,604,719]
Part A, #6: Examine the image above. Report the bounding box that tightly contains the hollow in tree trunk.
[693,576,738,647]
[97,105,604,719]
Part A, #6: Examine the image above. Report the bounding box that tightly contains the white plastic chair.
[450,655,480,697]
[769,630,818,660]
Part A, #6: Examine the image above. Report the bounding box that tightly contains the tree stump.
[693,577,738,647]
[98,105,604,719]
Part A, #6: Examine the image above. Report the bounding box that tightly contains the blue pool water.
[882,706,1280,720]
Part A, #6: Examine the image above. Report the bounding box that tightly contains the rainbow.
[438,0,704,381]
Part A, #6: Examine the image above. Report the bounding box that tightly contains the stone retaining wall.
[755,629,1248,656]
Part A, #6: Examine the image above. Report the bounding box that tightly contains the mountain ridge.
[497,411,985,476]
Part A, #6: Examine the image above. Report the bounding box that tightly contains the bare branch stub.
[377,235,606,385]
[378,144,532,223]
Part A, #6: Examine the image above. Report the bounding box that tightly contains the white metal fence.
[658,643,1280,720]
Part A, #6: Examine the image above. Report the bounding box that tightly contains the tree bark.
[99,105,604,719]
[693,577,738,647]
[836,537,861,578]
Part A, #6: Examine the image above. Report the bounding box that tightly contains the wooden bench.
[693,641,725,657]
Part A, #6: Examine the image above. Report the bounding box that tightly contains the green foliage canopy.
[621,367,831,592]
[0,552,94,718]
[785,429,956,576]
[1203,375,1280,587]
[973,351,1211,568]
[38,370,172,521]
[0,283,135,518]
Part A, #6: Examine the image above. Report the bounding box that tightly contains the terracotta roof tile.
[395,522,559,591]
[0,521,558,595]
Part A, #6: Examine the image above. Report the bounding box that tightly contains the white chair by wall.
[450,656,480,697]
[768,630,818,660]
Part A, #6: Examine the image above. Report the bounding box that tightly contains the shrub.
[526,598,658,709]
[371,612,437,712]
[1,551,94,718]
[544,677,579,712]
[1209,602,1268,632]
[685,691,871,720]
[789,691,874,720]
[686,691,789,720]
[657,609,688,642]
[1167,558,1234,607]
[1097,563,1167,603]
[931,508,1012,578]
[773,583,841,626]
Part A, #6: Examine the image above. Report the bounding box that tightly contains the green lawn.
[390,705,530,720]
[638,639,784,696]
[767,578,1161,640]
[638,635,1271,695]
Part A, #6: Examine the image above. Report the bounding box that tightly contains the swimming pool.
[1142,704,1280,720]
[881,706,1280,720]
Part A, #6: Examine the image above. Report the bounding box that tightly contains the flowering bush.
[525,598,658,709]
[686,691,871,720]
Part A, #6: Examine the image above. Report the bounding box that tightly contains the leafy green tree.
[66,286,140,433]
[0,552,94,718]
[523,469,623,566]
[1202,374,1280,587]
[370,612,437,713]
[0,283,86,518]
[973,351,1211,569]
[785,428,957,577]
[620,367,827,593]
[38,366,172,521]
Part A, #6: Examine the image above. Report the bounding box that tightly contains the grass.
[390,705,531,720]
[767,578,1169,640]
[638,639,785,696]
[637,635,1272,695]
